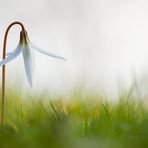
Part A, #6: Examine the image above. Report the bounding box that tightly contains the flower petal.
[0,45,22,66]
[6,52,12,57]
[22,45,33,87]
[30,43,66,60]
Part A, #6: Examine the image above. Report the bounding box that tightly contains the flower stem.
[1,21,25,125]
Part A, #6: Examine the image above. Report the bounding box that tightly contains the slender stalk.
[1,21,25,125]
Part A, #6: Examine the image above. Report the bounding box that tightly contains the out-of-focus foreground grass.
[0,89,148,148]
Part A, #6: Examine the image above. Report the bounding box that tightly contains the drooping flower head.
[0,30,66,86]
[0,21,66,124]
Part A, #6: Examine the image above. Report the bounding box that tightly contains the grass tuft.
[0,90,148,148]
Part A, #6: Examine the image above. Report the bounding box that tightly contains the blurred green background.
[0,88,147,148]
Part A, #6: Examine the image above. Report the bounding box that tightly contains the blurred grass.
[0,88,148,148]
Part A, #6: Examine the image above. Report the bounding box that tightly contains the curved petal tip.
[30,43,67,61]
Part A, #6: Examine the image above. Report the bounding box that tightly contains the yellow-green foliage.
[0,89,147,148]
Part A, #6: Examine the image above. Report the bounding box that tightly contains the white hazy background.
[0,0,148,98]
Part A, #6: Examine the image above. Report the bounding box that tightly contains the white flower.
[0,31,66,86]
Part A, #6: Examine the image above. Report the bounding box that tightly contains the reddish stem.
[1,21,25,125]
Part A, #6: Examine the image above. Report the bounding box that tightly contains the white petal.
[6,52,12,57]
[30,43,66,60]
[22,45,33,87]
[0,45,22,66]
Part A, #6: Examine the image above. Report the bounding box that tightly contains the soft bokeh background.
[0,0,148,98]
